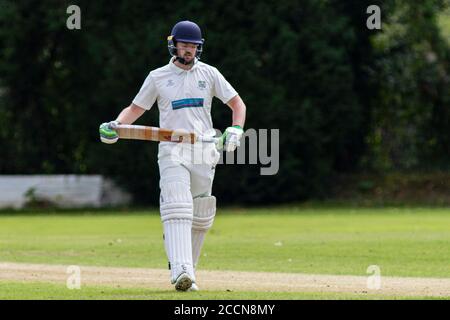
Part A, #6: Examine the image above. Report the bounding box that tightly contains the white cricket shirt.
[133,57,238,137]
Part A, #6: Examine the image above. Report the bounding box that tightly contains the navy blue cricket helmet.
[167,21,205,60]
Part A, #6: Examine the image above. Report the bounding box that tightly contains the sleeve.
[212,67,238,104]
[132,73,158,110]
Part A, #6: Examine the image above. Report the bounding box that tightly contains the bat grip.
[197,136,219,144]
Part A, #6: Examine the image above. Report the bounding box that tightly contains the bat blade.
[116,125,197,144]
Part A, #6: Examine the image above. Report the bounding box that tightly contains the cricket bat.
[115,124,218,144]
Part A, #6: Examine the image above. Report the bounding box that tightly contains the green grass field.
[1,282,445,300]
[0,207,449,299]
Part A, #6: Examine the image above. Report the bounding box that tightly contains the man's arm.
[99,103,146,144]
[217,95,246,152]
[116,103,147,124]
[226,95,246,128]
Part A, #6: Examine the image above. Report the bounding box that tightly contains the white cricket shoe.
[188,283,199,291]
[174,273,193,292]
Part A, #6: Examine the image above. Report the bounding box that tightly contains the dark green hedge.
[0,0,448,204]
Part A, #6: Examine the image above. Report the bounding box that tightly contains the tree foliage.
[0,0,448,204]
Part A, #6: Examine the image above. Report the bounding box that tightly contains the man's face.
[176,42,198,63]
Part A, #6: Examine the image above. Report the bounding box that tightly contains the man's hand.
[217,125,244,152]
[99,120,120,144]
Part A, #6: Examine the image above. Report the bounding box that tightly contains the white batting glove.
[217,125,244,152]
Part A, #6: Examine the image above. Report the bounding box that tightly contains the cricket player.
[99,21,246,291]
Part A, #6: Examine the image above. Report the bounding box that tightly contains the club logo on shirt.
[166,79,175,87]
[198,80,206,90]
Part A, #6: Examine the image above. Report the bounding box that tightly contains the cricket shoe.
[188,283,199,291]
[174,272,193,292]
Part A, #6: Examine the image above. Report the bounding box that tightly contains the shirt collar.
[168,56,199,75]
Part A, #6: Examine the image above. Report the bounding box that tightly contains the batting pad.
[160,181,195,283]
[160,180,193,222]
[191,196,216,267]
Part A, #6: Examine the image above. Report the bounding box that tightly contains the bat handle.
[197,136,219,144]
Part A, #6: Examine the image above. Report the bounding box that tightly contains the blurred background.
[0,0,449,208]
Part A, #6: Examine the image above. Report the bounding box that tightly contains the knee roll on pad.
[192,196,216,231]
[160,181,193,222]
